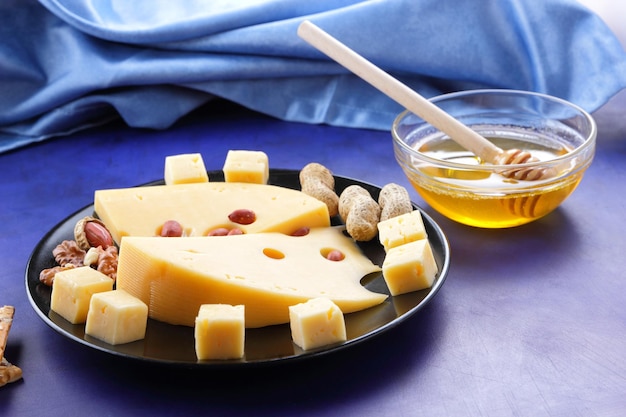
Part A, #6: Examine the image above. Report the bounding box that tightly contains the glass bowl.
[392,89,596,228]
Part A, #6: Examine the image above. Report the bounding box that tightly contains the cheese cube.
[164,153,209,185]
[50,266,114,324]
[382,239,438,296]
[85,290,148,345]
[289,297,346,350]
[222,150,269,184]
[377,210,427,252]
[194,304,245,360]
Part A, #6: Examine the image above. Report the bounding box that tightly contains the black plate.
[26,170,450,368]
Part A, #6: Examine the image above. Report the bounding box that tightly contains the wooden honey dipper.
[297,21,555,181]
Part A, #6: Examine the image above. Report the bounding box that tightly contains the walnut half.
[96,246,118,281]
[52,240,85,267]
[39,264,76,286]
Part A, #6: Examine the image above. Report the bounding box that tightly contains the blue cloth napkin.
[1,0,625,153]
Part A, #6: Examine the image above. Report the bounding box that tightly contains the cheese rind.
[289,297,347,350]
[377,210,427,252]
[85,290,148,345]
[116,226,385,328]
[50,266,114,324]
[194,304,245,360]
[223,150,269,184]
[381,239,438,296]
[94,182,330,244]
[164,153,209,185]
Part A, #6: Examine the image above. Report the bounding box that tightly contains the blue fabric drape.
[1,0,625,153]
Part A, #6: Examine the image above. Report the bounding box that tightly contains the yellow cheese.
[381,239,438,296]
[116,226,386,328]
[94,182,330,244]
[164,153,209,185]
[222,150,269,184]
[194,304,245,360]
[289,297,346,350]
[377,210,427,252]
[50,266,114,324]
[85,290,148,345]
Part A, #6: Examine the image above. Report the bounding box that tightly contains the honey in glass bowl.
[392,90,596,228]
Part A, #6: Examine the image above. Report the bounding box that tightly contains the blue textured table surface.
[1,93,625,416]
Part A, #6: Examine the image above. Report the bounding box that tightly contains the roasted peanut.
[207,227,244,236]
[378,183,413,221]
[326,250,345,261]
[338,185,381,241]
[207,227,230,236]
[74,217,113,249]
[290,227,310,237]
[228,209,256,225]
[84,221,114,248]
[160,220,184,237]
[299,163,339,217]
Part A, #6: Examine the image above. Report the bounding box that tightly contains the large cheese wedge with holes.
[94,182,330,244]
[116,226,386,328]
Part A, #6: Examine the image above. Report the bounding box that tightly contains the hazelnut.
[74,216,114,250]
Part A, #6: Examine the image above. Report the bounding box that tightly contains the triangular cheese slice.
[116,227,386,328]
[94,182,330,244]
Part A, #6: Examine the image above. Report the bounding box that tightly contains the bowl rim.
[391,89,597,172]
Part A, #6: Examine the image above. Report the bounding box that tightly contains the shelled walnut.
[52,240,85,267]
[93,246,118,281]
[39,264,76,286]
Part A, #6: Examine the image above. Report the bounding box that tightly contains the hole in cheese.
[263,248,285,259]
